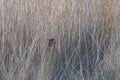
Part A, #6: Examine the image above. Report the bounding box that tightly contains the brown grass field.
[0,0,120,80]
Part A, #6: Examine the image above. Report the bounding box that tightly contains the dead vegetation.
[0,0,120,80]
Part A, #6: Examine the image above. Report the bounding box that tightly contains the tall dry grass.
[0,0,120,80]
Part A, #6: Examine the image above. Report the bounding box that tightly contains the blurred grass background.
[0,0,120,80]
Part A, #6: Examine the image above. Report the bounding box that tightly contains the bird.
[47,38,56,50]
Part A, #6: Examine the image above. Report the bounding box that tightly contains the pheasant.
[47,38,56,50]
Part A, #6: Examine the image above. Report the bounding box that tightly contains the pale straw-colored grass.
[0,0,120,80]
